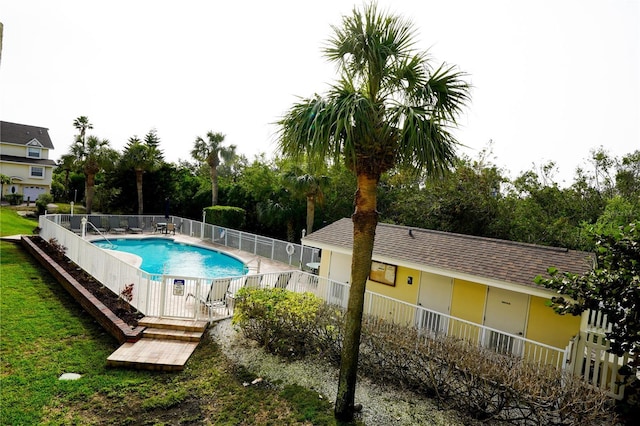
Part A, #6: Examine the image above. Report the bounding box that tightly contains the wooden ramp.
[107,317,208,371]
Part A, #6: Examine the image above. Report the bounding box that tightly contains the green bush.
[204,205,246,229]
[232,287,322,358]
[35,193,53,215]
[235,293,616,424]
[5,193,23,205]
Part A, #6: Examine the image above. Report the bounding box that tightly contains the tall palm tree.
[70,135,116,213]
[120,132,163,215]
[72,116,93,146]
[191,131,237,206]
[277,3,470,421]
[282,162,330,234]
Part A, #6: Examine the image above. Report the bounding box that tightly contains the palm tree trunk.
[210,165,218,206]
[306,195,315,233]
[135,169,144,215]
[334,173,378,421]
[85,173,95,214]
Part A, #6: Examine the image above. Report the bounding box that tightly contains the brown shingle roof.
[1,121,55,149]
[304,218,594,288]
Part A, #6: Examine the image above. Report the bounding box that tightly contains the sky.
[1,0,638,185]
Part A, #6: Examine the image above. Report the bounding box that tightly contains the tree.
[277,3,470,420]
[70,135,117,213]
[281,159,330,234]
[191,131,237,206]
[56,154,78,201]
[535,223,640,364]
[73,116,93,145]
[120,130,163,215]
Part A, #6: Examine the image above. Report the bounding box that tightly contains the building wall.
[318,248,581,351]
[366,265,420,304]
[526,295,581,348]
[0,143,51,159]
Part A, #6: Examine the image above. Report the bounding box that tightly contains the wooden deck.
[106,317,209,371]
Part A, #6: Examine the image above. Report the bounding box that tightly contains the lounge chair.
[127,217,143,234]
[88,215,106,234]
[244,275,262,289]
[109,216,126,234]
[187,278,232,315]
[274,271,292,289]
[69,215,83,234]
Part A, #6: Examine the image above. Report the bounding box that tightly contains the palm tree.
[282,161,329,234]
[56,154,76,201]
[70,135,116,213]
[277,3,470,421]
[120,131,163,214]
[191,131,237,206]
[72,116,93,146]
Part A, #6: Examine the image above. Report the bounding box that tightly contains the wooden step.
[107,338,200,371]
[143,327,203,342]
[138,317,208,333]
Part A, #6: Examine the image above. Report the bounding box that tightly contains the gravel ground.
[209,319,471,426]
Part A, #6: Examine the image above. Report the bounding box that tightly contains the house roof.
[303,218,595,289]
[0,154,57,167]
[0,121,55,149]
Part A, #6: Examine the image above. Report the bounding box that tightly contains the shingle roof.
[304,218,595,288]
[1,121,55,149]
[0,154,57,167]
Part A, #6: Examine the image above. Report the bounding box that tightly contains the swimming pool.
[93,238,247,278]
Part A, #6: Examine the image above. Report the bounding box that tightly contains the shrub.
[5,193,23,205]
[204,205,246,229]
[235,293,617,424]
[35,193,53,215]
[232,287,322,358]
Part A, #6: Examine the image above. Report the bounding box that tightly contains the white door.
[328,252,351,284]
[416,273,452,334]
[483,287,529,354]
[327,252,351,306]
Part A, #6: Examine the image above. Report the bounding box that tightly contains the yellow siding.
[318,251,331,278]
[366,265,419,304]
[526,296,581,348]
[450,279,487,324]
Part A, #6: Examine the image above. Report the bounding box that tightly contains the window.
[27,147,41,158]
[30,167,44,178]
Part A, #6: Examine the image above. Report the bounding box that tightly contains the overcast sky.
[1,0,638,185]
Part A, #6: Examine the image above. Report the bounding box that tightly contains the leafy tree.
[191,131,237,206]
[615,150,640,201]
[56,154,77,201]
[120,130,163,214]
[277,3,470,420]
[535,223,640,364]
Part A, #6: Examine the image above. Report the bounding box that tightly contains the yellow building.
[304,218,591,355]
[0,121,56,202]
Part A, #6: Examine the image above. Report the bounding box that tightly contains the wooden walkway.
[107,317,209,371]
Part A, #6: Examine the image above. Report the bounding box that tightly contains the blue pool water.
[93,238,247,278]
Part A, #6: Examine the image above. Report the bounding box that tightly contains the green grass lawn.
[0,207,40,236]
[0,240,336,425]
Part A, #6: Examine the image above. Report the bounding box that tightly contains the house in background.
[0,121,56,202]
[303,218,594,358]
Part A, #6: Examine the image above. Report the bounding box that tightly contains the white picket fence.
[37,214,628,398]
